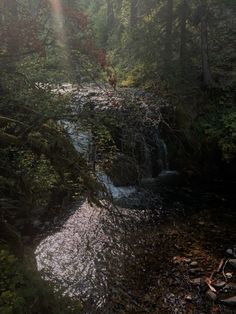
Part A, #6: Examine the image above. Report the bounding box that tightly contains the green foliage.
[0,245,82,314]
[201,107,236,161]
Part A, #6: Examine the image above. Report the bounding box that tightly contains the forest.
[0,0,235,313]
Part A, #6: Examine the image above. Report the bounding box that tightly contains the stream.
[35,85,236,314]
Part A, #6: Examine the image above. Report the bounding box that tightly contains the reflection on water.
[35,186,236,314]
[35,200,152,313]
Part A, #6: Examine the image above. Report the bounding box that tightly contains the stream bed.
[32,86,236,314]
[35,184,236,314]
[35,85,236,313]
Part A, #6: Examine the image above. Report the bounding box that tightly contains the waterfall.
[97,173,136,199]
[63,121,136,200]
[158,139,169,171]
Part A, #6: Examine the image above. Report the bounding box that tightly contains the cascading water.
[35,86,177,312]
[34,85,235,314]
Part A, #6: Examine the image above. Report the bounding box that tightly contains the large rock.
[226,248,236,258]
[220,296,236,307]
[229,259,236,269]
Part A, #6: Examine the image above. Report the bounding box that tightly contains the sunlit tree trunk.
[200,0,213,88]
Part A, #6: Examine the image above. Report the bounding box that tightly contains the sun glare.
[49,0,71,74]
[49,0,66,44]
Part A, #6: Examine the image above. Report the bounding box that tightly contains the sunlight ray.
[49,0,71,75]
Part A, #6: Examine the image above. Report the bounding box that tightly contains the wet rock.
[185,294,193,302]
[223,283,236,292]
[212,280,226,289]
[229,259,236,269]
[190,261,198,267]
[220,296,236,307]
[206,290,217,301]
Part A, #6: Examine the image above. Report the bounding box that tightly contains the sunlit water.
[35,197,153,313]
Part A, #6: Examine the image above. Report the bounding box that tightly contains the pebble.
[191,278,204,287]
[190,261,198,267]
[212,280,226,289]
[225,272,233,279]
[189,268,203,275]
[220,295,236,307]
[185,294,193,301]
[185,253,193,258]
[206,290,217,301]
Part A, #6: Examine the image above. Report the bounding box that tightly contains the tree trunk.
[130,0,138,30]
[106,0,115,44]
[200,0,213,88]
[164,0,174,76]
[179,0,187,77]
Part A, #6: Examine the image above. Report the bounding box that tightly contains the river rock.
[220,296,236,307]
[189,268,203,275]
[225,272,233,279]
[226,248,236,258]
[190,261,198,267]
[229,259,236,269]
[212,280,226,289]
[185,294,193,301]
[206,290,217,301]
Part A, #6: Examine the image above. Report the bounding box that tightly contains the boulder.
[229,259,236,269]
[220,296,236,307]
